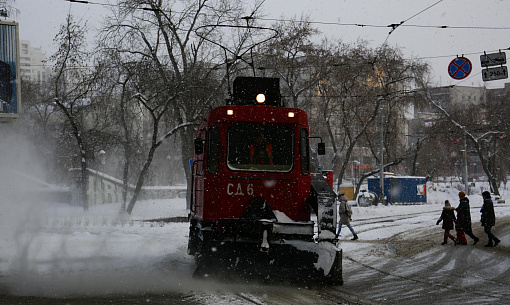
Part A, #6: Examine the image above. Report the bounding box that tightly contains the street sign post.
[448,57,472,80]
[480,51,508,82]
[480,52,506,67]
[482,66,508,81]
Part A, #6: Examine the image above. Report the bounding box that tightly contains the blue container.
[368,176,427,204]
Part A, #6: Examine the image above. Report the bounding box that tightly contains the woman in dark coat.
[456,191,479,245]
[481,191,501,247]
[437,200,457,245]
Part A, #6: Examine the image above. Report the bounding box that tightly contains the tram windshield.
[227,124,294,172]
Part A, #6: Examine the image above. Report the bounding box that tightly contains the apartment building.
[19,39,51,83]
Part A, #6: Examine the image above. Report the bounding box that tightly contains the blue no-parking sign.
[448,57,472,80]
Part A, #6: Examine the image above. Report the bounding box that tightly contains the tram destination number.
[227,183,254,196]
[482,66,508,81]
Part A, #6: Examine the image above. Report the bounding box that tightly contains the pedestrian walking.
[436,200,457,245]
[481,191,501,247]
[336,194,358,240]
[456,191,480,245]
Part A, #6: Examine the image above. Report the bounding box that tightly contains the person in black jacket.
[481,191,501,247]
[456,191,479,245]
[436,200,457,245]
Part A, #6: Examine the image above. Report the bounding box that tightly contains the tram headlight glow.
[227,109,234,116]
[288,112,295,118]
[256,93,266,104]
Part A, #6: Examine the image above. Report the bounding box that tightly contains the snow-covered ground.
[1,182,509,303]
[0,196,194,298]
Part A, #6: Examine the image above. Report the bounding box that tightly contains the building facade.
[19,39,51,83]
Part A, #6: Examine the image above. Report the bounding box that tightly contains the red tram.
[188,77,341,283]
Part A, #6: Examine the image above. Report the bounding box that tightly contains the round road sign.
[448,57,472,80]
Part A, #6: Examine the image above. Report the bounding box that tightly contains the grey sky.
[15,0,510,88]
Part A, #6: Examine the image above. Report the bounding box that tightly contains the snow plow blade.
[191,197,342,284]
[285,240,343,285]
[193,240,342,285]
[327,248,343,285]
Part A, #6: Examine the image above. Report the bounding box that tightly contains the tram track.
[343,251,510,303]
[234,293,265,305]
[233,288,376,305]
[338,215,510,304]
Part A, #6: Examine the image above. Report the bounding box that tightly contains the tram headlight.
[288,112,295,118]
[256,93,266,104]
[227,109,234,115]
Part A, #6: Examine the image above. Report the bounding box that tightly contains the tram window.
[207,125,220,173]
[300,128,309,175]
[227,124,293,172]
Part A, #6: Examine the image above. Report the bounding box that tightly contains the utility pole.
[379,106,385,205]
[463,133,469,195]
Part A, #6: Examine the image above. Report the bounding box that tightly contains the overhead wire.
[381,0,445,47]
[26,1,503,104]
[64,0,116,7]
[62,0,510,32]
[402,0,444,24]
[365,0,445,77]
[255,17,510,31]
[59,0,510,80]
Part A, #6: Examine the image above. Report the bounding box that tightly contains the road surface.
[1,205,509,304]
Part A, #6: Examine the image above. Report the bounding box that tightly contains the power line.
[385,0,445,39]
[415,47,510,61]
[401,24,510,30]
[56,0,510,80]
[64,0,116,7]
[62,0,510,31]
[27,47,510,73]
[373,1,445,77]
[257,17,510,31]
[402,0,444,24]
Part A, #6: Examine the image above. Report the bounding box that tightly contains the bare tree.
[19,80,55,134]
[50,14,90,209]
[87,51,141,210]
[421,88,507,195]
[50,14,110,210]
[315,42,429,195]
[1,0,18,18]
[259,17,330,109]
[318,42,381,186]
[99,0,258,213]
[18,78,66,181]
